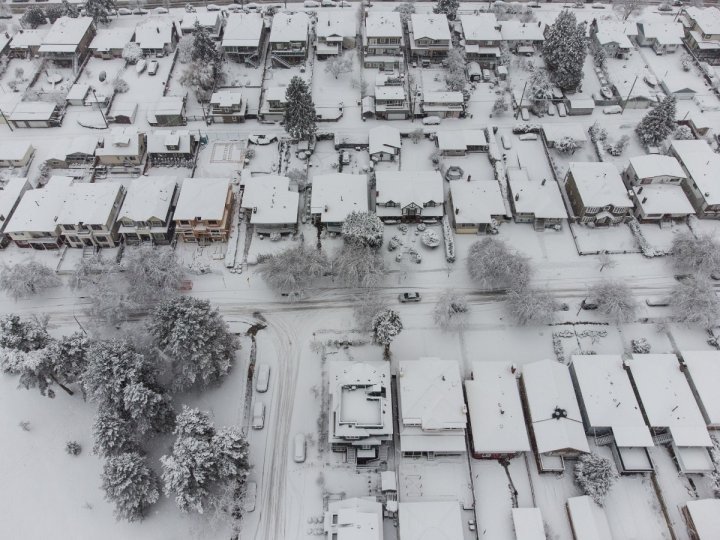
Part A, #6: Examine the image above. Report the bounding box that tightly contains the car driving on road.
[399,292,421,303]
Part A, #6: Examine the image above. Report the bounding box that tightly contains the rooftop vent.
[552,407,568,420]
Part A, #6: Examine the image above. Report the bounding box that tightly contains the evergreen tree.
[61,0,80,17]
[371,309,403,358]
[45,4,64,23]
[341,211,384,248]
[543,10,587,91]
[284,76,317,141]
[93,405,140,456]
[636,96,676,146]
[527,69,554,115]
[0,314,50,352]
[433,0,459,20]
[575,453,618,506]
[21,6,47,29]
[190,21,218,64]
[101,452,160,521]
[43,332,90,390]
[84,0,117,25]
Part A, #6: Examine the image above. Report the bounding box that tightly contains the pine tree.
[575,453,618,506]
[527,69,553,115]
[84,0,117,25]
[190,20,218,64]
[93,405,140,456]
[433,0,459,21]
[21,6,47,28]
[543,10,587,91]
[371,309,403,358]
[285,76,317,141]
[341,211,384,248]
[636,96,676,146]
[61,0,80,18]
[44,332,90,391]
[102,452,160,521]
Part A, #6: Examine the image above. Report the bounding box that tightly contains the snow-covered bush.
[556,136,580,154]
[371,309,403,358]
[605,135,629,157]
[433,291,469,332]
[506,287,555,325]
[421,230,441,248]
[673,125,694,140]
[574,453,618,506]
[122,43,143,64]
[589,122,608,143]
[102,452,160,522]
[65,440,82,456]
[342,211,384,248]
[467,238,531,290]
[333,245,385,288]
[0,261,61,300]
[441,216,455,262]
[590,281,638,324]
[670,277,720,329]
[671,232,720,276]
[631,338,651,354]
[113,77,129,93]
[258,243,330,296]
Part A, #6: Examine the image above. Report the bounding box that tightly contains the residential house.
[240,173,298,235]
[670,139,720,218]
[376,171,444,223]
[135,19,179,55]
[147,130,197,167]
[435,130,487,156]
[89,27,136,59]
[448,181,506,234]
[8,102,63,129]
[180,12,224,40]
[147,96,186,127]
[636,21,684,54]
[209,90,247,123]
[465,361,530,459]
[174,177,233,243]
[566,497,613,540]
[310,173,369,233]
[0,177,31,248]
[564,162,633,225]
[661,76,700,100]
[222,13,265,64]
[269,13,309,67]
[117,177,177,245]
[368,126,400,161]
[374,85,410,120]
[398,358,467,457]
[0,141,34,168]
[363,12,403,69]
[408,14,451,60]
[45,135,97,168]
[324,498,383,540]
[421,91,464,118]
[681,351,720,429]
[508,168,567,230]
[259,86,287,121]
[591,20,634,59]
[682,7,720,64]
[630,184,695,222]
[398,502,464,540]
[624,155,687,186]
[500,21,545,53]
[95,127,146,166]
[460,14,502,67]
[5,175,73,250]
[542,123,587,149]
[316,12,356,59]
[327,361,392,463]
[682,499,720,539]
[520,360,590,472]
[8,29,48,59]
[57,183,125,248]
[38,17,95,72]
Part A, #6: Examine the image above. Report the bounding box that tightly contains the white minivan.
[252,402,265,430]
[293,433,306,463]
[256,363,270,393]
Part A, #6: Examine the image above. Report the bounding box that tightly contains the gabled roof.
[410,14,451,41]
[39,17,93,51]
[223,13,264,48]
[5,176,73,235]
[210,90,243,108]
[500,21,545,42]
[310,173,368,223]
[436,129,487,151]
[449,181,506,224]
[325,498,384,540]
[240,173,298,225]
[57,182,123,226]
[270,12,309,43]
[174,177,230,221]
[628,154,686,180]
[594,20,634,49]
[90,27,136,51]
[118,177,176,222]
[368,125,400,155]
[637,21,684,45]
[508,168,567,220]
[632,184,694,216]
[460,14,501,42]
[398,501,463,540]
[0,141,34,162]
[671,139,720,206]
[135,19,174,49]
[365,12,402,38]
[180,11,221,32]
[147,130,193,154]
[316,12,356,40]
[95,127,142,158]
[683,6,720,36]
[376,171,444,207]
[567,162,632,209]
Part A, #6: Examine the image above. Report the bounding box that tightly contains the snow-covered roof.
[594,20,634,49]
[66,83,89,103]
[369,126,400,155]
[376,171,444,217]
[436,129,487,151]
[466,361,530,455]
[460,14,501,42]
[240,174,299,226]
[150,96,185,117]
[508,168,567,220]
[210,90,243,108]
[683,6,720,36]
[0,141,34,162]
[398,501,463,540]
[570,355,654,448]
[174,177,230,221]
[410,14,450,41]
[316,12,356,40]
[47,135,97,161]
[567,162,632,209]
[627,354,711,448]
[682,351,720,426]
[365,12,402,38]
[8,102,57,121]
[10,29,48,49]
[0,177,29,230]
[670,140,720,206]
[522,360,589,455]
[135,19,174,49]
[5,176,74,235]
[118,177,176,223]
[223,13,263,48]
[95,127,142,158]
[0,93,23,116]
[147,130,193,154]
[270,13,309,44]
[374,85,406,101]
[628,155,687,180]
[638,21,684,45]
[324,498,383,540]
[685,499,720,539]
[449,181,506,224]
[265,86,288,103]
[500,21,545,42]
[542,123,587,144]
[180,12,221,32]
[662,77,700,95]
[511,508,545,540]
[90,27,136,51]
[566,94,595,110]
[632,184,694,216]
[566,496,612,540]
[57,183,122,226]
[310,173,368,224]
[423,91,463,104]
[39,17,93,52]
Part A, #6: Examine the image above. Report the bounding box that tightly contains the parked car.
[244,3,261,11]
[581,298,599,310]
[135,59,147,74]
[294,433,306,463]
[399,292,421,303]
[646,297,671,307]
[520,108,530,121]
[147,61,159,76]
[519,133,538,141]
[132,8,148,14]
[256,363,270,393]
[422,116,441,126]
[154,7,169,14]
[303,0,321,7]
[546,103,556,116]
[591,2,606,8]
[603,105,622,114]
[252,402,265,430]
[501,134,512,150]
[207,4,221,11]
[340,150,350,165]
[118,7,132,15]
[557,103,567,117]
[321,0,337,5]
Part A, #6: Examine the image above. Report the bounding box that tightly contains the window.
[64,224,75,231]
[179,220,190,226]
[68,236,79,243]
[91,225,103,231]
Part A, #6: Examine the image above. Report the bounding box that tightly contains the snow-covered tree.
[285,76,317,141]
[87,279,139,327]
[615,0,642,21]
[670,277,720,329]
[636,96,676,147]
[394,2,415,25]
[150,296,238,392]
[556,136,580,154]
[673,125,694,140]
[492,95,508,116]
[121,43,143,64]
[191,21,218,64]
[353,292,387,331]
[371,309,403,358]
[671,232,720,277]
[506,287,555,325]
[93,404,140,456]
[286,168,309,191]
[467,238,531,290]
[45,4,64,23]
[605,134,630,157]
[341,211,384,248]
[0,314,50,353]
[410,128,424,143]
[84,0,117,25]
[597,252,616,272]
[445,48,467,91]
[543,10,587,91]
[113,77,129,93]
[325,52,353,79]
[61,0,80,18]
[21,6,47,28]
[433,0,459,20]
[258,243,329,296]
[433,291,469,332]
[177,35,194,64]
[592,43,607,70]
[527,69,554,115]
[631,338,651,354]
[123,245,184,304]
[590,281,637,324]
[574,453,618,506]
[333,245,385,288]
[102,452,160,522]
[0,261,61,300]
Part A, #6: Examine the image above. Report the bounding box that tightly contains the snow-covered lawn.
[399,137,437,172]
[312,50,362,130]
[76,57,125,101]
[639,221,691,253]
[570,222,640,254]
[222,60,264,88]
[193,139,248,178]
[0,58,40,93]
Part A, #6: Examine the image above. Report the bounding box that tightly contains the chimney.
[455,208,459,215]
[638,186,643,194]
[642,197,647,204]
[542,178,546,185]
[515,194,519,201]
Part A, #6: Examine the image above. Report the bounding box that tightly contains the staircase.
[594,433,615,446]
[346,447,357,466]
[82,246,95,259]
[271,54,292,69]
[652,432,674,446]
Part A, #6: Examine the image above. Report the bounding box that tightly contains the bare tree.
[614,0,642,21]
[597,252,616,272]
[122,245,184,304]
[258,244,329,297]
[353,291,387,331]
[467,238,531,290]
[670,277,720,329]
[671,232,720,277]
[433,291,469,332]
[325,53,353,79]
[333,245,385,288]
[0,261,61,300]
[506,287,555,325]
[590,281,637,324]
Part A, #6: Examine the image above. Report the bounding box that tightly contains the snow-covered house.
[65,83,90,106]
[209,90,247,123]
[8,29,48,59]
[615,75,656,109]
[398,358,467,457]
[57,183,125,248]
[669,139,720,218]
[363,12,403,69]
[508,168,567,230]
[566,496,612,540]
[465,361,530,459]
[398,502,463,540]
[95,127,146,166]
[0,177,31,248]
[435,130,487,156]
[408,14,451,60]
[0,141,34,168]
[5,175,73,250]
[564,162,633,225]
[374,85,410,120]
[591,20,634,59]
[627,354,713,474]
[269,13,309,67]
[682,7,720,65]
[375,171,444,224]
[259,86,288,121]
[368,126,400,161]
[89,27,136,59]
[630,184,695,222]
[570,354,654,473]
[520,360,589,472]
[0,94,22,127]
[542,123,587,149]
[39,17,95,72]
[240,173,299,235]
[135,19,179,55]
[512,508,546,540]
[500,21,545,53]
[328,361,392,463]
[324,498,383,540]
[624,155,687,186]
[147,130,197,166]
[117,177,177,246]
[174,177,233,243]
[45,135,97,168]
[222,13,265,63]
[661,77,699,100]
[448,181,506,234]
[460,14,502,67]
[316,12,356,59]
[8,102,63,129]
[180,12,224,40]
[565,94,595,116]
[310,173,368,233]
[683,499,720,539]
[681,351,720,429]
[421,91,464,118]
[636,21,684,54]
[148,96,186,127]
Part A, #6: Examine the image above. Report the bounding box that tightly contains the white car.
[154,7,169,14]
[294,433,306,463]
[244,3,261,11]
[256,363,270,393]
[252,402,265,430]
[304,0,321,7]
[322,0,337,5]
[118,7,132,15]
[207,4,221,11]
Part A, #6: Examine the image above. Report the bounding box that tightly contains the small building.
[108,102,138,125]
[57,183,125,248]
[500,20,545,53]
[259,86,288,121]
[222,13,265,64]
[240,173,298,235]
[95,127,146,166]
[686,31,720,65]
[683,499,720,539]
[0,177,31,248]
[8,29,48,59]
[209,90,247,123]
[269,12,309,67]
[591,20,634,59]
[408,14,451,60]
[669,139,720,218]
[465,361,530,459]
[89,27,136,59]
[682,351,720,429]
[566,496,612,540]
[147,130,197,166]
[45,135,97,168]
[0,94,22,126]
[421,91,464,118]
[135,19,178,55]
[117,177,177,245]
[180,12,223,40]
[542,123,587,149]
[460,14,502,67]
[398,502,463,540]
[564,162,633,225]
[630,184,695,222]
[374,85,410,120]
[435,130,487,156]
[8,102,63,129]
[39,16,95,73]
[511,508,546,540]
[310,173,368,233]
[624,155,687,186]
[565,94,595,116]
[147,96,186,127]
[65,83,90,106]
[375,171,444,224]
[627,354,713,473]
[661,77,699,100]
[0,141,34,168]
[570,354,654,474]
[174,177,233,243]
[324,498,383,540]
[398,358,467,457]
[520,360,589,473]
[636,21,684,54]
[448,180,506,234]
[508,168,567,230]
[316,12,356,59]
[615,77,656,109]
[363,12,403,68]
[369,126,400,161]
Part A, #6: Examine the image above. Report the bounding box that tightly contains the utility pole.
[621,75,638,115]
[514,81,527,119]
[92,89,108,128]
